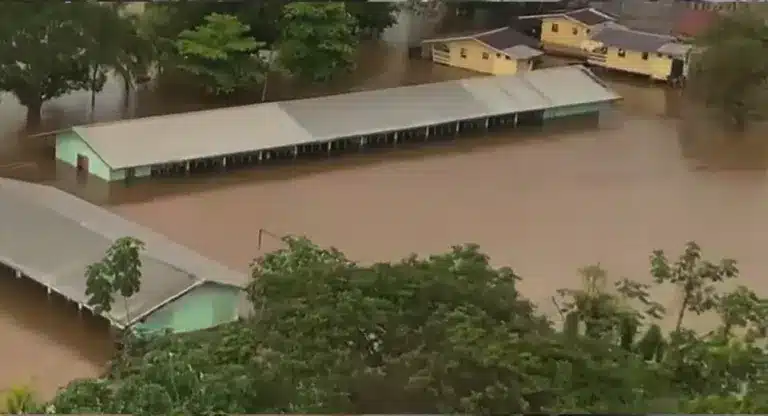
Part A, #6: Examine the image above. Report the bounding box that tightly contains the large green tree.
[688,10,768,131]
[46,238,768,414]
[277,3,359,83]
[173,13,267,95]
[345,2,399,38]
[82,3,154,110]
[0,3,102,126]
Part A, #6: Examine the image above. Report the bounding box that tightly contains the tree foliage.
[277,3,359,83]
[173,13,266,95]
[345,2,399,38]
[85,236,145,322]
[0,2,150,126]
[0,3,97,125]
[688,11,768,131]
[47,237,768,414]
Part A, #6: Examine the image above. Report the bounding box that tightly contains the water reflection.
[0,268,113,399]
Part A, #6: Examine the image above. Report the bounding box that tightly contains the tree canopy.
[688,11,768,131]
[19,237,767,415]
[277,3,359,83]
[173,13,267,95]
[0,1,399,126]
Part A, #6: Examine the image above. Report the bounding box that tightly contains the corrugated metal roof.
[0,179,248,327]
[520,65,621,107]
[278,81,490,140]
[69,66,620,168]
[458,76,548,114]
[75,103,314,169]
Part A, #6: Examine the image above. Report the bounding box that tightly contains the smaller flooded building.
[421,27,543,75]
[583,24,692,81]
[0,178,249,333]
[55,65,620,183]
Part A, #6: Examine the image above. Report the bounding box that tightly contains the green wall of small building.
[543,103,607,120]
[136,283,243,333]
[55,130,152,182]
[56,131,114,181]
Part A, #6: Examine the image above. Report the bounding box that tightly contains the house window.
[505,55,512,60]
[618,49,626,57]
[460,48,467,58]
[551,23,559,32]
[586,28,591,34]
[482,52,489,60]
[657,52,663,58]
[641,52,649,60]
[572,27,579,35]
[496,53,501,58]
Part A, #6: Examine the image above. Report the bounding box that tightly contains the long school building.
[55,65,621,183]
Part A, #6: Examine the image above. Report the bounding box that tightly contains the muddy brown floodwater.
[3,39,768,399]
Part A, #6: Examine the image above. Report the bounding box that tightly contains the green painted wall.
[543,103,605,120]
[55,131,114,181]
[137,283,243,333]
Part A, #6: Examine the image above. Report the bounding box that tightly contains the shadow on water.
[677,105,768,171]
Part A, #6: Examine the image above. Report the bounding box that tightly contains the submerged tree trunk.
[25,101,43,128]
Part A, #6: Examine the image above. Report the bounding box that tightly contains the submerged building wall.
[136,283,243,333]
[55,131,114,181]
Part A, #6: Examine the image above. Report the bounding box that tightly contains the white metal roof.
[69,66,620,169]
[0,178,248,327]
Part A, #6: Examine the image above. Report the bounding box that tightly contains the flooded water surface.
[2,38,768,399]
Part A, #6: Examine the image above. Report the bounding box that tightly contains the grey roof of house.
[475,27,541,50]
[70,66,620,168]
[657,42,693,57]
[421,27,540,53]
[504,44,544,59]
[590,27,678,53]
[567,8,617,25]
[517,8,618,25]
[0,178,248,328]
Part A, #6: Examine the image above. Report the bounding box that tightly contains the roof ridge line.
[476,27,509,37]
[518,71,555,107]
[612,25,676,39]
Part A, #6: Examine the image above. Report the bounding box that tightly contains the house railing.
[587,53,607,63]
[432,49,451,64]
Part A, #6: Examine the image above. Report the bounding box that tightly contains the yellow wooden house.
[581,25,692,81]
[421,27,543,75]
[518,8,618,55]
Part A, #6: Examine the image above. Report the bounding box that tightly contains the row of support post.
[8,265,89,316]
[148,111,540,179]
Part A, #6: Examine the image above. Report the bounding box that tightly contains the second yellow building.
[581,25,692,81]
[518,8,619,55]
[421,27,543,76]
